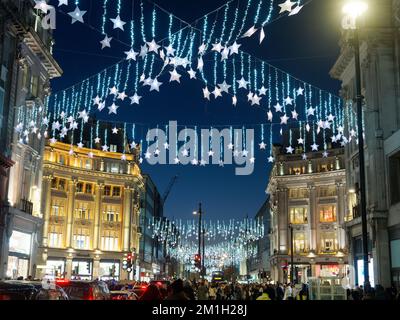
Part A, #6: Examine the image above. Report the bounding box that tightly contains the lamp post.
[202,227,205,280]
[289,223,294,284]
[193,203,203,278]
[342,0,371,292]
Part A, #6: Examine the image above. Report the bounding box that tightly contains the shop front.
[6,230,32,279]
[45,258,66,278]
[99,260,120,281]
[71,259,93,280]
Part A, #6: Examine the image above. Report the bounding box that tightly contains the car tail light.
[0,295,11,300]
[87,287,94,300]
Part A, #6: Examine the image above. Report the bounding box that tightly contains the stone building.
[267,146,349,285]
[37,141,143,281]
[330,0,400,288]
[0,0,62,279]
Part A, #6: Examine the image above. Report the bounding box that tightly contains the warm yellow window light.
[343,1,368,18]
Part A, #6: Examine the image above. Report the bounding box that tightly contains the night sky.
[50,0,342,221]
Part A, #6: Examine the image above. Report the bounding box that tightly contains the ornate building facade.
[267,146,349,285]
[330,0,400,288]
[0,0,62,279]
[37,142,144,281]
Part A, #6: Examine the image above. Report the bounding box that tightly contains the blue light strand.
[261,0,275,26]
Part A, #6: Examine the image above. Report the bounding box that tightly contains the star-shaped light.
[68,148,74,156]
[94,137,101,144]
[228,143,234,150]
[117,91,127,101]
[212,87,222,99]
[297,87,304,95]
[68,6,86,24]
[258,86,268,96]
[191,159,199,165]
[110,15,126,30]
[130,141,137,149]
[211,42,223,52]
[200,159,207,166]
[52,121,61,131]
[311,143,319,151]
[144,151,152,159]
[220,47,229,60]
[150,78,162,92]
[181,149,189,157]
[93,95,101,105]
[109,86,118,95]
[259,142,267,150]
[165,44,175,56]
[77,142,84,148]
[169,69,181,83]
[307,106,316,116]
[163,142,169,150]
[247,92,254,102]
[143,77,153,87]
[233,150,240,157]
[278,0,296,14]
[242,150,249,157]
[203,87,211,100]
[274,103,283,113]
[198,43,207,55]
[108,103,119,114]
[139,45,148,58]
[229,41,241,55]
[121,154,127,161]
[50,137,57,144]
[250,157,255,164]
[242,25,258,38]
[267,110,273,122]
[232,95,237,106]
[100,35,112,49]
[70,121,78,130]
[286,146,294,154]
[125,49,138,61]
[218,81,231,93]
[58,0,68,7]
[112,127,118,134]
[289,5,304,16]
[154,149,161,156]
[322,151,329,158]
[284,96,294,105]
[297,137,304,145]
[268,156,275,163]
[98,101,106,112]
[237,77,249,89]
[291,110,299,120]
[280,114,289,125]
[302,153,308,160]
[130,93,142,105]
[251,94,262,106]
[208,150,215,157]
[327,114,335,122]
[188,69,197,79]
[102,144,109,152]
[197,57,204,71]
[34,0,50,13]
[174,157,180,164]
[147,39,161,53]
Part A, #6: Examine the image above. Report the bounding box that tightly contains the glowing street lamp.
[342,0,371,293]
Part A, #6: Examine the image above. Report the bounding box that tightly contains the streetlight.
[193,203,203,278]
[342,0,371,292]
[288,223,294,284]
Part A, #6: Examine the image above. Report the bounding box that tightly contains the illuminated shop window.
[319,205,337,223]
[294,233,306,253]
[320,232,338,253]
[318,186,337,197]
[101,230,119,251]
[289,207,308,224]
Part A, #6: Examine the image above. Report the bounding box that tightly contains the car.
[0,281,69,300]
[132,284,148,298]
[56,280,110,300]
[150,280,170,289]
[110,290,138,300]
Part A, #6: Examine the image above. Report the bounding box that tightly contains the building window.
[288,188,308,199]
[101,230,119,251]
[318,162,335,173]
[320,232,337,253]
[110,163,119,173]
[51,199,65,217]
[48,225,63,248]
[75,202,92,220]
[294,233,306,253]
[289,166,305,175]
[103,205,120,222]
[85,159,92,170]
[289,207,308,224]
[51,178,66,191]
[389,151,400,205]
[85,183,93,194]
[30,75,39,97]
[112,186,121,197]
[59,154,65,165]
[76,182,84,193]
[73,228,90,250]
[110,145,117,153]
[318,186,337,197]
[104,185,111,196]
[319,205,337,223]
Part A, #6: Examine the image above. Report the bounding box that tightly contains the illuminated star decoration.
[108,103,119,115]
[297,87,304,95]
[302,154,308,160]
[125,49,138,61]
[203,87,211,100]
[130,93,142,105]
[68,6,86,24]
[110,15,126,31]
[169,69,182,83]
[102,144,109,152]
[286,146,294,154]
[267,110,273,122]
[49,137,56,144]
[147,39,161,53]
[259,142,266,150]
[112,127,118,134]
[100,35,112,49]
[278,0,296,14]
[58,0,68,7]
[274,103,283,113]
[229,42,241,55]
[188,69,197,79]
[268,156,275,163]
[237,77,249,89]
[150,78,162,92]
[94,137,101,144]
[35,1,50,14]
[311,143,319,151]
[322,151,329,158]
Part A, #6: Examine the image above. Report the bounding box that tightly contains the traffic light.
[194,254,201,271]
[123,253,133,273]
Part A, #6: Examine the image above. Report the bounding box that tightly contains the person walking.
[208,285,216,300]
[256,287,271,300]
[165,279,190,301]
[197,281,209,300]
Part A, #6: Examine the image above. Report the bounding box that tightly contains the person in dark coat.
[139,284,163,301]
[165,279,190,301]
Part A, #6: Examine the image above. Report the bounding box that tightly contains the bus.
[211,271,224,283]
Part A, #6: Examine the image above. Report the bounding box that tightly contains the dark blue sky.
[50,0,342,221]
